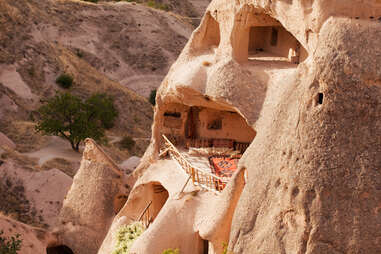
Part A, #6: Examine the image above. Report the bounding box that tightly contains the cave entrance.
[161,104,255,153]
[138,182,169,227]
[233,9,308,64]
[248,25,306,64]
[46,245,74,254]
[160,103,255,191]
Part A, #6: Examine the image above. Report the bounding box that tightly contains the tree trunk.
[75,142,80,152]
[70,141,80,152]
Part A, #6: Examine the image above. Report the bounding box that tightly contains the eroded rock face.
[131,0,381,253]
[57,139,130,254]
[0,215,56,254]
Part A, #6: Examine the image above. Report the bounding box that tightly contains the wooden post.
[191,167,196,184]
[179,175,192,195]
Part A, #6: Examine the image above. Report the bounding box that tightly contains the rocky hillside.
[0,0,207,230]
[0,0,199,154]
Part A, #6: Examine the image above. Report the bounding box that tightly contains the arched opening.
[46,245,74,254]
[113,193,128,215]
[161,103,255,151]
[159,103,256,191]
[248,25,307,64]
[232,8,308,64]
[135,182,169,227]
[191,11,221,53]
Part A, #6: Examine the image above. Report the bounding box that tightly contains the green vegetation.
[146,1,169,11]
[83,0,98,3]
[55,73,73,89]
[119,136,136,150]
[35,92,118,151]
[0,230,22,254]
[116,0,169,11]
[222,242,228,254]
[161,248,180,254]
[113,222,146,254]
[149,89,156,106]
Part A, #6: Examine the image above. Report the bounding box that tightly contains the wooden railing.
[137,200,152,228]
[162,135,228,193]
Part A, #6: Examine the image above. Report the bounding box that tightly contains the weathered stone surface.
[0,215,56,254]
[131,0,381,253]
[0,131,16,149]
[57,139,130,254]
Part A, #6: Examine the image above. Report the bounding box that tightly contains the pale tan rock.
[56,138,131,254]
[0,161,72,228]
[99,160,246,254]
[0,215,57,254]
[127,0,381,253]
[0,131,16,150]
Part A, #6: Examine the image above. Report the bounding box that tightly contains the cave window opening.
[164,111,182,130]
[164,112,181,118]
[138,183,169,228]
[207,119,222,130]
[198,12,221,51]
[160,104,256,192]
[46,245,74,254]
[246,13,308,64]
[317,93,323,105]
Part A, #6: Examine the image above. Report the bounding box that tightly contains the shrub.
[149,89,156,106]
[222,242,228,254]
[83,0,98,3]
[55,73,73,89]
[146,0,169,11]
[113,222,146,254]
[0,230,22,254]
[162,249,180,254]
[119,136,136,150]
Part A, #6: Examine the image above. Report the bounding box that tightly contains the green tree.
[0,230,22,254]
[35,92,118,151]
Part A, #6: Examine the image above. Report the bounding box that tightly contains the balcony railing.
[162,135,228,193]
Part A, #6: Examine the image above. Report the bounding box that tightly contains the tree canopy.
[35,92,118,151]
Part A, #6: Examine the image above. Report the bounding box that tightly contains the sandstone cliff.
[114,0,381,253]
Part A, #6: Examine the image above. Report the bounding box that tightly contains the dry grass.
[41,158,78,177]
[0,147,39,172]
[1,121,49,153]
[0,173,45,228]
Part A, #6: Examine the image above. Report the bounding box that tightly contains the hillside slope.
[0,0,195,149]
[0,0,200,227]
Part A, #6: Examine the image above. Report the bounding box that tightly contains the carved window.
[207,119,222,130]
[164,112,181,118]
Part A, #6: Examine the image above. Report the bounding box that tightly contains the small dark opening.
[47,245,74,254]
[164,112,181,118]
[317,93,323,104]
[270,28,278,46]
[203,240,209,254]
[207,119,222,130]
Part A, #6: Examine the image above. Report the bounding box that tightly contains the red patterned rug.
[209,155,241,178]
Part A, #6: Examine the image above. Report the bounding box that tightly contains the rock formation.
[2,0,378,253]
[0,215,56,254]
[101,0,380,253]
[57,139,131,254]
